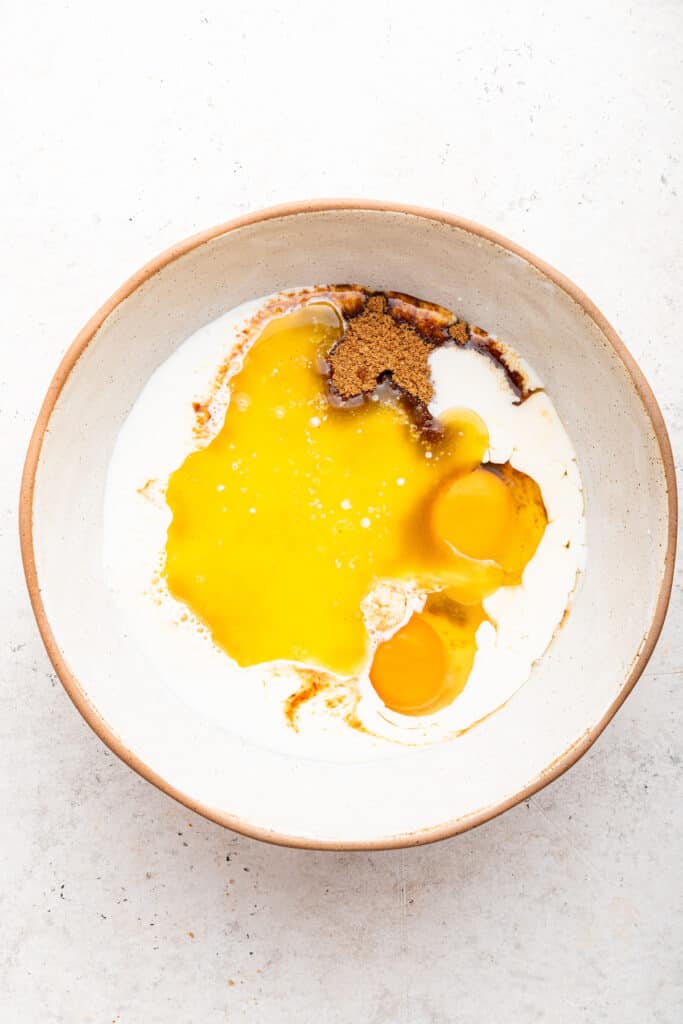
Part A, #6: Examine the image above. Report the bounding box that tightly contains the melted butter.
[165,303,547,713]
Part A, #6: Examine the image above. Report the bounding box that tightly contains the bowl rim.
[19,198,678,850]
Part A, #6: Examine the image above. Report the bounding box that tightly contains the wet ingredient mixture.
[164,290,547,717]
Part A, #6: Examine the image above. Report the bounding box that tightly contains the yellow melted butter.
[165,303,546,711]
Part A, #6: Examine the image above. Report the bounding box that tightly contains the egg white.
[103,290,586,760]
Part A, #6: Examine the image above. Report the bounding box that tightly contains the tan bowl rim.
[19,199,678,851]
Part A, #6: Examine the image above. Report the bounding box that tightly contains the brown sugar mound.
[320,285,535,417]
[328,294,436,404]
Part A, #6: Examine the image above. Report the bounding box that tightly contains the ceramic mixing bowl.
[20,201,677,848]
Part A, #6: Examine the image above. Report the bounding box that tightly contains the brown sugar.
[328,293,437,404]
[324,287,538,412]
[448,320,469,345]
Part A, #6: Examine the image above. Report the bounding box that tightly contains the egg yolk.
[370,596,488,716]
[431,468,514,562]
[164,303,547,716]
[370,613,447,715]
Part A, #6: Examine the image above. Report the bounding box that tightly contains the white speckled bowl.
[20,201,677,849]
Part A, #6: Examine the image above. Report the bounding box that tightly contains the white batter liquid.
[103,290,586,760]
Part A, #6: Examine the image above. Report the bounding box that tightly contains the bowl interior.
[26,207,673,846]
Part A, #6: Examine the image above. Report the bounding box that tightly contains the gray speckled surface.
[1,1,681,1021]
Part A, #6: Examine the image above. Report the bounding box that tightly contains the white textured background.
[1,2,681,1021]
